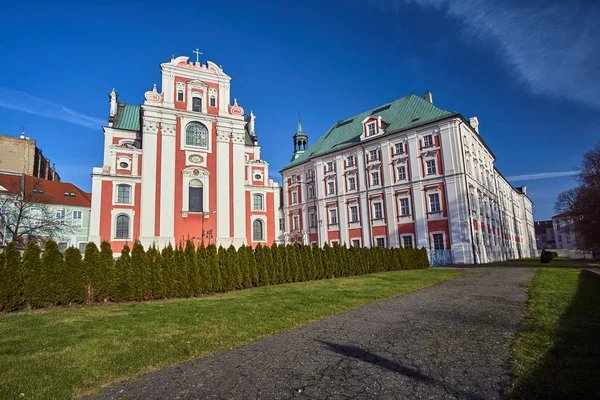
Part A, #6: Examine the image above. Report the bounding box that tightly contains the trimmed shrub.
[115,245,133,301]
[22,241,43,308]
[41,240,64,305]
[64,247,86,304]
[0,242,22,311]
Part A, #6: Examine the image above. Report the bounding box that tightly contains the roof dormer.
[360,115,386,141]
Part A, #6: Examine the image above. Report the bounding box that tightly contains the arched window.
[253,219,264,241]
[209,96,216,107]
[115,215,130,239]
[177,90,184,102]
[192,96,202,112]
[116,184,131,204]
[189,179,203,212]
[253,194,264,210]
[186,123,208,147]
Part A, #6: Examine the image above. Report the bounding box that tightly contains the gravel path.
[88,266,533,399]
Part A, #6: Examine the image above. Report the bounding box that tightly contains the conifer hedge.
[0,240,429,312]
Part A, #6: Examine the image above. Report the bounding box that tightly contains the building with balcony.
[280,93,536,264]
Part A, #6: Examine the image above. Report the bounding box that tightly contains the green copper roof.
[281,94,458,171]
[113,104,141,131]
[245,130,254,146]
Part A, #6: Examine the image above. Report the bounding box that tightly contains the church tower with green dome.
[291,118,309,162]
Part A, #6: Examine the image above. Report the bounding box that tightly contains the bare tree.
[0,176,77,249]
[554,187,578,214]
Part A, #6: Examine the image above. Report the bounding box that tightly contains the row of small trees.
[0,239,429,312]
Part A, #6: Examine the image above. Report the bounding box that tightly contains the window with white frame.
[397,165,407,181]
[192,96,202,112]
[78,242,87,253]
[327,181,335,195]
[367,122,376,136]
[369,149,378,162]
[291,174,297,183]
[253,193,264,210]
[292,215,299,230]
[306,169,314,180]
[424,134,434,147]
[395,143,404,155]
[56,209,65,220]
[189,179,204,212]
[429,193,441,213]
[73,210,83,225]
[375,237,386,247]
[327,162,334,172]
[308,185,315,199]
[209,96,216,107]
[347,155,355,167]
[116,184,131,204]
[279,218,284,231]
[373,202,383,220]
[186,122,208,148]
[371,171,380,186]
[351,239,361,248]
[402,235,413,249]
[115,214,130,239]
[432,233,444,250]
[399,197,410,216]
[292,191,298,204]
[309,212,317,228]
[349,205,359,223]
[348,176,356,191]
[253,219,264,241]
[426,159,437,175]
[177,90,184,102]
[329,208,338,225]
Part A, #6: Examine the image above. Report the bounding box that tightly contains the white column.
[334,156,348,245]
[88,172,103,245]
[380,143,398,247]
[356,150,371,247]
[139,120,159,247]
[314,161,327,247]
[216,129,231,246]
[408,135,428,248]
[162,72,175,109]
[159,121,177,243]
[232,132,246,246]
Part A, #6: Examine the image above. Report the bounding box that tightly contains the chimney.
[424,91,433,103]
[469,117,479,134]
[108,88,119,127]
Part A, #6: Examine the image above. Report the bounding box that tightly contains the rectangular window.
[374,202,383,220]
[328,182,335,195]
[253,194,264,210]
[399,198,410,216]
[117,185,131,204]
[347,156,355,167]
[429,193,441,213]
[395,143,404,155]
[308,185,315,199]
[327,162,334,172]
[369,150,378,162]
[402,235,413,249]
[424,135,434,147]
[78,242,87,253]
[433,233,444,250]
[192,97,202,112]
[376,237,385,247]
[56,209,65,219]
[329,208,338,225]
[293,215,299,230]
[367,122,376,136]
[348,176,356,191]
[352,239,361,248]
[73,210,82,220]
[397,165,406,181]
[310,212,317,228]
[350,205,359,223]
[177,90,184,102]
[306,169,314,180]
[279,218,284,231]
[426,160,437,175]
[291,174,297,183]
[189,187,203,212]
[209,96,216,107]
[371,171,380,186]
[292,191,298,204]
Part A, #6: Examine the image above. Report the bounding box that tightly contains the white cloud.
[506,170,579,182]
[366,0,600,109]
[0,88,105,129]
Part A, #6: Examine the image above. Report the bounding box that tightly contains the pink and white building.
[89,54,280,253]
[280,93,536,264]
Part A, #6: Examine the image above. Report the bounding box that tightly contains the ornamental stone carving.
[216,130,230,143]
[143,121,159,134]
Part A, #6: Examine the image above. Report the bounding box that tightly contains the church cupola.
[291,117,309,161]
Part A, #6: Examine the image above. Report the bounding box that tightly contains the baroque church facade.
[89,55,280,253]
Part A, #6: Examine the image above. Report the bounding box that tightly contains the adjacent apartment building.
[0,132,60,182]
[280,93,536,264]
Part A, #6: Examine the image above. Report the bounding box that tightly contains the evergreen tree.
[173,244,188,297]
[207,244,222,292]
[247,246,259,287]
[115,245,133,301]
[42,239,64,304]
[228,245,243,290]
[254,244,269,286]
[218,246,232,291]
[160,244,175,297]
[64,247,86,304]
[239,246,252,289]
[99,241,117,301]
[147,245,164,299]
[269,243,282,285]
[0,242,22,311]
[83,242,100,304]
[185,240,199,297]
[288,245,300,282]
[196,243,209,294]
[130,242,148,300]
[22,241,43,308]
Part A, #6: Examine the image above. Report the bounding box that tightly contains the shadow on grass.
[511,270,600,399]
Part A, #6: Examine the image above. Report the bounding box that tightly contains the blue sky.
[0,0,598,220]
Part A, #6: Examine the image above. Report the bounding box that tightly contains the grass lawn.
[0,268,461,399]
[499,257,578,267]
[508,265,600,399]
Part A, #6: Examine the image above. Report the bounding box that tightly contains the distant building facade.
[0,172,90,251]
[552,211,578,250]
[534,220,555,249]
[280,93,536,264]
[89,54,280,253]
[0,133,60,181]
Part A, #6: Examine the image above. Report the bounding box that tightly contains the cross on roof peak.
[193,48,203,63]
